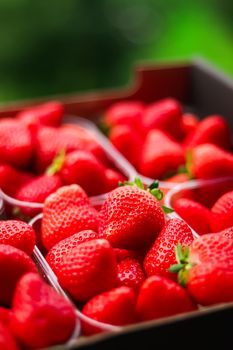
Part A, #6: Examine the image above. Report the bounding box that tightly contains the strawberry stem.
[46,149,66,176]
[169,243,193,286]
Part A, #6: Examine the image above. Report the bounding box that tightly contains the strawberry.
[0,244,36,306]
[82,286,137,335]
[144,218,194,279]
[183,115,231,150]
[0,220,36,255]
[210,190,233,232]
[56,239,118,301]
[10,272,76,349]
[17,101,64,127]
[41,185,99,250]
[181,113,199,138]
[0,307,12,326]
[15,174,62,217]
[139,130,185,179]
[170,234,233,306]
[190,143,233,179]
[0,119,32,168]
[217,226,233,239]
[104,168,125,192]
[57,150,107,196]
[136,275,197,322]
[173,198,211,235]
[117,258,145,292]
[0,164,21,196]
[109,125,143,168]
[46,230,98,274]
[104,101,144,129]
[141,98,183,139]
[0,322,19,350]
[114,248,143,263]
[98,179,165,250]
[160,173,192,203]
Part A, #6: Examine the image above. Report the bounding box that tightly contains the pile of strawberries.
[104,98,233,180]
[0,101,125,219]
[0,97,232,349]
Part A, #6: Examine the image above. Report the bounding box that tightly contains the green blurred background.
[0,0,232,103]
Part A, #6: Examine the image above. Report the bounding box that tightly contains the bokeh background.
[0,0,232,103]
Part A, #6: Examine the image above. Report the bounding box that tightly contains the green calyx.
[46,149,66,176]
[169,242,193,287]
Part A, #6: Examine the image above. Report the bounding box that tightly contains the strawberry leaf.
[161,205,174,214]
[169,263,185,273]
[46,149,66,176]
[150,188,163,200]
[134,177,144,189]
[148,180,159,190]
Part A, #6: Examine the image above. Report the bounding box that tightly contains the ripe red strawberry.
[173,198,211,235]
[190,143,233,179]
[210,190,233,232]
[82,286,137,335]
[46,230,98,274]
[0,244,36,306]
[183,115,231,150]
[0,307,12,326]
[98,180,165,250]
[139,130,185,179]
[181,113,199,138]
[217,226,233,239]
[114,248,143,263]
[17,101,64,127]
[0,220,36,255]
[15,174,62,217]
[10,272,76,349]
[0,164,21,196]
[104,168,125,192]
[0,322,19,350]
[109,125,143,168]
[56,239,118,301]
[117,258,145,292]
[141,98,183,139]
[170,234,233,305]
[144,218,194,279]
[0,119,32,168]
[104,101,144,129]
[41,185,99,250]
[136,275,197,321]
[59,150,107,196]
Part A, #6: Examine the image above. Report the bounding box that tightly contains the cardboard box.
[1,58,233,349]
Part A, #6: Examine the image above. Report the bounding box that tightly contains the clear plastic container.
[164,176,233,238]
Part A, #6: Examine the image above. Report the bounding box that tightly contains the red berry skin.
[210,191,233,232]
[46,230,98,274]
[136,275,197,321]
[187,259,233,306]
[17,101,64,127]
[114,248,143,263]
[183,115,231,150]
[141,98,183,140]
[190,143,233,179]
[10,273,76,349]
[117,258,145,292]
[217,226,233,239]
[139,130,185,179]
[0,119,33,168]
[181,113,199,138]
[0,322,19,350]
[56,239,118,302]
[109,125,143,168]
[98,185,165,250]
[16,174,62,217]
[60,150,106,196]
[144,219,194,280]
[0,221,36,255]
[41,185,99,250]
[0,244,37,306]
[173,198,211,235]
[82,286,138,335]
[0,307,12,326]
[0,164,21,196]
[104,101,144,129]
[104,168,125,193]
